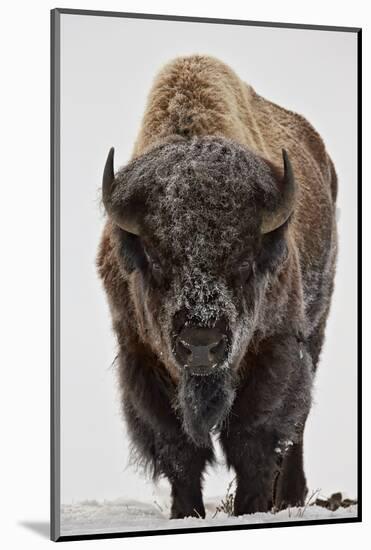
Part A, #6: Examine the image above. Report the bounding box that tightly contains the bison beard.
[177,369,236,447]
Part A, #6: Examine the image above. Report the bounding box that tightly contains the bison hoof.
[170,505,206,519]
[275,481,308,510]
[233,493,271,516]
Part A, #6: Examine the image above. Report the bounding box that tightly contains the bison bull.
[97,55,337,518]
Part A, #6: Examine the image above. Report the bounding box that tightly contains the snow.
[60,497,358,537]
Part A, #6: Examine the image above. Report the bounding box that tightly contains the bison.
[97,55,337,519]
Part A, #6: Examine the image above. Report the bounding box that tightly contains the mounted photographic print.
[51,8,361,541]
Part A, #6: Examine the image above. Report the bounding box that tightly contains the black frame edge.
[51,7,61,543]
[356,27,362,523]
[54,7,361,33]
[50,10,361,542]
[56,516,361,542]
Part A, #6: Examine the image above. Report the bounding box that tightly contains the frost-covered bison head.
[102,136,296,442]
[103,136,296,375]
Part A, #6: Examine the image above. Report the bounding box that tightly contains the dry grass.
[277,490,357,519]
[205,483,356,520]
[296,489,322,518]
[212,477,236,518]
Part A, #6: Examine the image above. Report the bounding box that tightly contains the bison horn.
[102,147,141,235]
[102,146,115,208]
[261,149,297,234]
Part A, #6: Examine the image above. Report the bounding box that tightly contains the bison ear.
[261,149,297,234]
[102,147,142,236]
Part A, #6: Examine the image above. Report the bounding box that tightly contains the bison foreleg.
[170,477,206,519]
[220,429,279,515]
[152,432,214,519]
[123,394,214,519]
[274,434,308,510]
[219,333,313,516]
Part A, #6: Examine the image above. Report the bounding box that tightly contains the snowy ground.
[60,496,358,537]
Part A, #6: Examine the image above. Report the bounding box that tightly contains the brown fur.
[100,55,337,346]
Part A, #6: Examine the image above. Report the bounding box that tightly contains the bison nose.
[175,326,228,375]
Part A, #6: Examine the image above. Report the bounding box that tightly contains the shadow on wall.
[18,521,49,539]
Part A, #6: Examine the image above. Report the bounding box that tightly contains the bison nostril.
[174,326,228,372]
[209,338,226,357]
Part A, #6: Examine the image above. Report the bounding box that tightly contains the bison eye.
[143,245,165,285]
[238,263,253,284]
[150,260,164,284]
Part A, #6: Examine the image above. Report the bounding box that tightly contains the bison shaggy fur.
[97,55,337,518]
